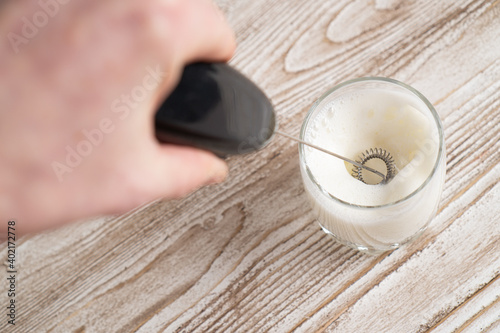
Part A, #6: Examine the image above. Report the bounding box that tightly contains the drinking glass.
[299,77,446,255]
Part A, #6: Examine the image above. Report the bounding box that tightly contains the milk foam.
[304,89,439,206]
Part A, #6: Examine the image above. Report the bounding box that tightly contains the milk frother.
[155,63,392,183]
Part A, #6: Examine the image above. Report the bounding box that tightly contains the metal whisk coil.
[352,148,395,184]
[275,131,394,184]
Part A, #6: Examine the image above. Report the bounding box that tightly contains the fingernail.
[207,159,228,185]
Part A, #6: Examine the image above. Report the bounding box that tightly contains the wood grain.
[1,0,499,332]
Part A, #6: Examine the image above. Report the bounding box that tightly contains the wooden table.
[2,0,499,332]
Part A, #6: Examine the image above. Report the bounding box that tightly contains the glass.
[299,77,446,255]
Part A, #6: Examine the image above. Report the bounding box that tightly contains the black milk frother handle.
[155,63,276,156]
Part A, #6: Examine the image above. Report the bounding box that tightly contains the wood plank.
[430,275,500,332]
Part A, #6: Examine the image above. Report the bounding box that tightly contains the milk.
[300,81,445,253]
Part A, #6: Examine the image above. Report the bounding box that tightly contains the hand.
[0,0,236,234]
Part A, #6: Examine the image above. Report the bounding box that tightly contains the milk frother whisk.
[155,63,394,184]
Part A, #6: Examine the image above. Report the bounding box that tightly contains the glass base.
[318,222,426,256]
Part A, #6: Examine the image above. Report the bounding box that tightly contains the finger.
[55,144,227,223]
[144,144,228,199]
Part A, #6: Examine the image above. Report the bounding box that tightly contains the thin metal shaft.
[275,131,386,182]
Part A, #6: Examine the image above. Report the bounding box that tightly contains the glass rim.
[299,76,445,209]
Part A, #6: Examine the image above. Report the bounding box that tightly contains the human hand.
[0,0,236,234]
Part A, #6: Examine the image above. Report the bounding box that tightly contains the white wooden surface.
[1,0,499,332]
